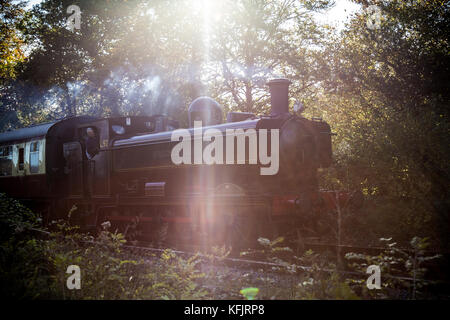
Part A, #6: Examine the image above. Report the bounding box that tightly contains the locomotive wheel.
[95,208,141,244]
[231,212,279,253]
[222,206,277,253]
[154,220,169,248]
[122,220,140,244]
[226,214,255,252]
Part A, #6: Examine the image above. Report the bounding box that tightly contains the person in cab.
[85,127,99,159]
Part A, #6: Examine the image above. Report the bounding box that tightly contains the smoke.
[102,65,183,117]
[1,59,207,131]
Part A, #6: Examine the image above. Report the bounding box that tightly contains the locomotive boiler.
[0,78,336,248]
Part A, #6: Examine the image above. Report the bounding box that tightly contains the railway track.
[31,226,450,287]
[117,242,447,285]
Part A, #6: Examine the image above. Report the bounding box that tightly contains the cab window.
[81,127,100,159]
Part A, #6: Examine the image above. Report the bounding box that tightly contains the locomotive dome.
[188,96,223,127]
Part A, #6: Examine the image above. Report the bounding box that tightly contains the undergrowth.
[0,194,444,299]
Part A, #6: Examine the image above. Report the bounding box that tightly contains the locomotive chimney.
[267,78,291,116]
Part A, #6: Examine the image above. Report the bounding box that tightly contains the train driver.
[85,127,99,159]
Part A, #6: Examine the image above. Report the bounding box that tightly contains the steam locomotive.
[0,79,343,247]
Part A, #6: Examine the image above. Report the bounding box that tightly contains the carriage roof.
[0,122,56,145]
[0,115,99,146]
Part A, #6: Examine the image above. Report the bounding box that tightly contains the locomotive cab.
[62,115,180,198]
[108,115,179,139]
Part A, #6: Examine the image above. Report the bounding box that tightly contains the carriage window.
[0,146,13,176]
[30,141,39,173]
[0,146,12,157]
[18,148,24,171]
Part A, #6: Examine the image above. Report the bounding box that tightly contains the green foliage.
[295,271,360,300]
[0,193,41,242]
[312,0,450,249]
[0,194,445,300]
[0,195,210,299]
[345,237,441,299]
[290,249,359,300]
[142,249,208,300]
[0,193,51,299]
[0,0,28,81]
[240,287,259,300]
[43,218,212,299]
[242,237,360,299]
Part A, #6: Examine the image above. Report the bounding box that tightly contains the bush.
[0,194,444,300]
[0,193,51,299]
[0,196,210,300]
[345,237,441,299]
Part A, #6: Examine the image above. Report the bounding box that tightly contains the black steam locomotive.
[0,79,339,247]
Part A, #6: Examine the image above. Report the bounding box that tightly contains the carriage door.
[63,142,83,196]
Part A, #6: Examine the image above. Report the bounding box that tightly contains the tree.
[0,0,29,80]
[14,0,207,121]
[207,0,332,114]
[316,0,450,247]
[0,0,32,129]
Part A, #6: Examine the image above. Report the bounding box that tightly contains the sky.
[314,0,361,28]
[25,0,40,8]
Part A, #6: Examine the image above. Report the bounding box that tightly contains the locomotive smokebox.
[267,78,291,116]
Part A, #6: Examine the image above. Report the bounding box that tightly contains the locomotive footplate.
[115,193,268,207]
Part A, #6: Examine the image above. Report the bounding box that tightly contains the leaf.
[240,287,259,300]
